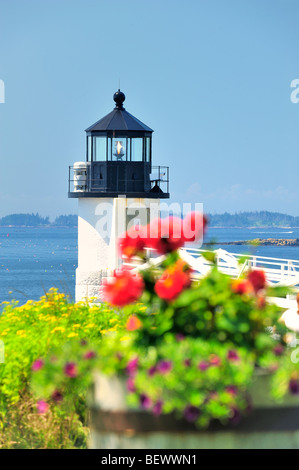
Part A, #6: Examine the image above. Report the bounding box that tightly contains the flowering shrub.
[0,289,133,447]
[30,213,299,430]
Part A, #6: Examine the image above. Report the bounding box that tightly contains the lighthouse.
[69,90,170,302]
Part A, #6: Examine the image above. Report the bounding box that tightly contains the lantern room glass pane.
[112,137,126,161]
[145,137,151,162]
[131,138,143,161]
[93,136,107,161]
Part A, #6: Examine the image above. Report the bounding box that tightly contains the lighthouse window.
[131,138,143,161]
[93,136,107,161]
[145,137,151,162]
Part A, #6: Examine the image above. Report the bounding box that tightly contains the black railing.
[68,165,169,196]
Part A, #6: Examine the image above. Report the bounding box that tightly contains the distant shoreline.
[0,225,78,228]
[1,225,299,229]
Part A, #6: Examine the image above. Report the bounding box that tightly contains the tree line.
[0,213,77,227]
[207,211,299,227]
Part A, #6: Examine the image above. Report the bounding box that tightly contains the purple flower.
[227,350,239,361]
[83,350,96,360]
[289,379,299,395]
[198,360,209,371]
[140,394,151,409]
[156,360,172,374]
[80,339,88,346]
[226,385,238,396]
[37,400,49,414]
[153,400,163,416]
[176,333,185,342]
[148,366,157,377]
[184,359,191,367]
[126,357,138,376]
[229,407,242,425]
[51,390,63,403]
[64,362,78,378]
[126,377,136,392]
[184,405,200,423]
[273,345,284,356]
[32,359,44,372]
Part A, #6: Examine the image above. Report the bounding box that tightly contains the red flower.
[102,268,144,307]
[119,226,147,259]
[183,212,207,243]
[64,362,78,378]
[146,216,184,254]
[154,259,192,302]
[247,270,266,293]
[231,279,252,295]
[126,315,142,331]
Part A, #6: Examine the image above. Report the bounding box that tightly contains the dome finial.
[113,89,125,109]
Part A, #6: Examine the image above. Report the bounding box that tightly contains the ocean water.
[1,225,299,305]
[0,227,78,304]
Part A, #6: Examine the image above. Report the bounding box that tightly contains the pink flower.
[126,357,138,376]
[209,354,221,366]
[32,358,44,372]
[156,360,172,374]
[198,360,210,371]
[37,400,49,414]
[153,400,163,416]
[83,350,96,360]
[148,366,157,377]
[64,362,78,378]
[140,394,151,409]
[227,350,239,361]
[126,377,136,392]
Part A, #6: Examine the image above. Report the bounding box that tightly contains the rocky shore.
[214,238,299,246]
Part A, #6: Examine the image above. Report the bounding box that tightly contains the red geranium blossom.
[102,268,144,307]
[183,212,208,243]
[231,279,252,295]
[154,259,192,302]
[247,270,266,293]
[119,226,147,259]
[126,315,142,331]
[146,216,184,254]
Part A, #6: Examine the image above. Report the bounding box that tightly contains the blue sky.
[0,0,298,218]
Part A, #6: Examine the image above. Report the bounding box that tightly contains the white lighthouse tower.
[68,90,170,302]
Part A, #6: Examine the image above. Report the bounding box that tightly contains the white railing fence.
[122,247,299,288]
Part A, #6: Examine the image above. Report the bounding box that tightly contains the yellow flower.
[67,332,78,338]
[85,323,96,328]
[51,327,65,334]
[120,336,130,342]
[16,330,26,336]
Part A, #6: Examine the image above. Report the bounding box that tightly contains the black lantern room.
[68,90,169,198]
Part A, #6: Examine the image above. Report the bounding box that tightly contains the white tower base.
[75,197,159,303]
